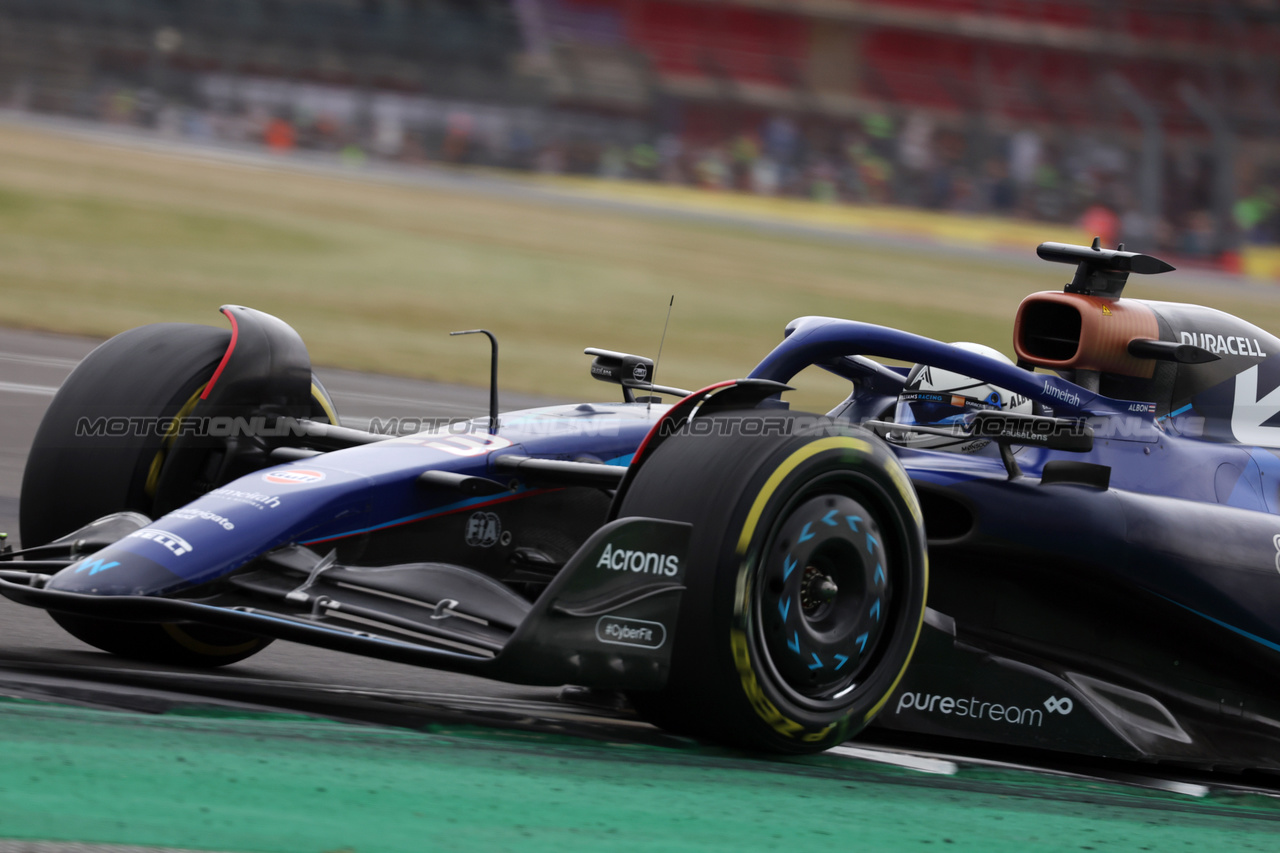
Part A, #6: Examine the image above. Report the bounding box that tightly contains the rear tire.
[20,322,334,667]
[618,411,928,753]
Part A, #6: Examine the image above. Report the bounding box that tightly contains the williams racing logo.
[73,557,121,576]
[596,543,680,577]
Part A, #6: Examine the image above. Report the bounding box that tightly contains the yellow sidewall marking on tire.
[731,627,804,739]
[311,381,339,426]
[145,384,207,498]
[730,434,929,739]
[730,436,871,740]
[145,383,336,498]
[734,437,871,556]
[886,457,924,526]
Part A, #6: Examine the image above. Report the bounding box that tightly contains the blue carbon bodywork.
[49,404,664,596]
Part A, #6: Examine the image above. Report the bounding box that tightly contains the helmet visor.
[894,392,998,430]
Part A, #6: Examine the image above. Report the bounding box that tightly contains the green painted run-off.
[0,700,1276,852]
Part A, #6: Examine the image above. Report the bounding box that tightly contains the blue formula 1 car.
[4,240,1280,766]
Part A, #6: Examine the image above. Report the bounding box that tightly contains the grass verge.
[1,123,1277,412]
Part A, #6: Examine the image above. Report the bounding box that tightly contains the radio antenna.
[648,296,674,415]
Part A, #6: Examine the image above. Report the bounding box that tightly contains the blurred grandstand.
[3,0,1280,272]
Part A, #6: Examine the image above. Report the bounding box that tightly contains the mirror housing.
[972,411,1094,453]
[584,348,692,401]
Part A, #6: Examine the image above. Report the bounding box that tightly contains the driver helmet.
[889,342,1031,452]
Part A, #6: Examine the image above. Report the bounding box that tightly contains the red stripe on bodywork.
[201,308,240,400]
[630,380,737,467]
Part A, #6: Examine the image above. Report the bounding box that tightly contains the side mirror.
[972,411,1092,480]
[584,348,692,402]
[586,348,656,388]
[971,411,1093,453]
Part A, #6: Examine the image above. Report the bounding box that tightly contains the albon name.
[596,544,680,576]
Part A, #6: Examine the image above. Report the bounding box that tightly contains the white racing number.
[424,435,513,457]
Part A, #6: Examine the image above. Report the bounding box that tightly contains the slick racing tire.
[618,411,928,754]
[19,322,337,667]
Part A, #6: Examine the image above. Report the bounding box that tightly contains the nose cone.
[47,548,184,596]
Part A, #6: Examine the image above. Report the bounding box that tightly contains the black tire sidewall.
[18,321,315,668]
[48,613,271,667]
[721,435,926,749]
[620,413,927,752]
[19,323,231,547]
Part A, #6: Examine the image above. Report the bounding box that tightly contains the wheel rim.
[754,481,894,707]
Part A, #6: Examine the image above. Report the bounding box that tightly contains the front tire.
[21,323,231,548]
[618,411,928,753]
[20,321,335,667]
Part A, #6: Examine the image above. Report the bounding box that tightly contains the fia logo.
[465,511,504,548]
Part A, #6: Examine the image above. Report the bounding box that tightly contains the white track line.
[834,743,1216,797]
[827,744,959,775]
[0,352,81,370]
[0,381,58,397]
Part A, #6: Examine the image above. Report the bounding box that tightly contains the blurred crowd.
[48,79,1280,262]
[589,115,1280,261]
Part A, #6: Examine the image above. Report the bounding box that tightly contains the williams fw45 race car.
[5,240,1280,766]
